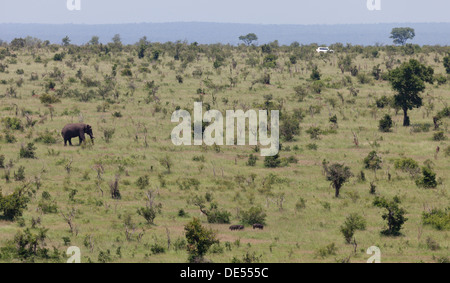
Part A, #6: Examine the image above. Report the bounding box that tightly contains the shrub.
[14,166,26,181]
[102,128,115,143]
[2,117,23,131]
[379,114,393,132]
[394,157,420,176]
[150,243,166,254]
[306,126,322,140]
[444,54,450,74]
[239,206,266,226]
[34,130,57,144]
[0,228,61,262]
[135,175,150,190]
[315,243,338,259]
[19,143,37,159]
[323,161,353,198]
[293,85,308,101]
[264,154,281,168]
[280,114,301,142]
[0,187,30,220]
[184,218,219,263]
[310,66,321,81]
[422,208,450,230]
[416,166,438,189]
[340,213,366,243]
[39,93,61,104]
[137,206,159,225]
[246,154,258,166]
[432,131,446,141]
[207,208,231,224]
[373,196,407,236]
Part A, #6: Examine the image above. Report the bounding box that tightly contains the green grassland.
[0,41,449,263]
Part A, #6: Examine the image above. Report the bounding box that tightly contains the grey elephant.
[61,123,94,146]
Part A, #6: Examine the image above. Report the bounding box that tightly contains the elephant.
[61,123,94,146]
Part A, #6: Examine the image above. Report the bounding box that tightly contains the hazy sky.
[0,0,449,25]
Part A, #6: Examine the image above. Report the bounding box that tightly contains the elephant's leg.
[69,139,73,146]
[64,139,67,146]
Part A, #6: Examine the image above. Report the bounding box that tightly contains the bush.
[394,157,420,176]
[432,131,446,141]
[0,187,30,220]
[150,243,166,254]
[373,196,407,236]
[2,117,23,131]
[184,218,219,263]
[34,129,57,144]
[264,154,281,168]
[340,213,366,243]
[246,154,258,166]
[137,206,159,225]
[444,54,450,74]
[19,143,37,159]
[207,208,231,224]
[39,93,61,104]
[0,228,61,262]
[422,208,450,230]
[53,53,65,61]
[416,166,438,189]
[379,114,393,132]
[306,127,322,140]
[239,206,266,226]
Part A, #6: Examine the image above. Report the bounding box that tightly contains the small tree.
[184,218,219,263]
[264,154,281,168]
[373,196,407,236]
[388,59,434,126]
[363,151,382,179]
[390,27,415,46]
[239,206,267,226]
[379,114,393,132]
[416,166,438,189]
[444,54,450,74]
[239,33,258,46]
[159,155,173,173]
[323,162,353,198]
[340,214,366,244]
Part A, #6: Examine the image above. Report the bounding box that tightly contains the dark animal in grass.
[229,225,244,231]
[61,123,94,146]
[253,224,264,230]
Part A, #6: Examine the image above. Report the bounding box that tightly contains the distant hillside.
[1,22,450,46]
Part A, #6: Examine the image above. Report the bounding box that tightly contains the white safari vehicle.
[316,47,334,53]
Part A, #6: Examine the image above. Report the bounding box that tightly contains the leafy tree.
[416,166,437,189]
[239,33,258,46]
[310,66,321,81]
[388,59,434,126]
[363,151,382,179]
[323,161,353,197]
[390,27,415,46]
[89,36,100,45]
[184,218,219,263]
[239,206,267,225]
[62,36,71,46]
[444,54,450,74]
[340,213,366,243]
[0,187,30,221]
[379,114,393,132]
[373,196,407,236]
[280,114,301,142]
